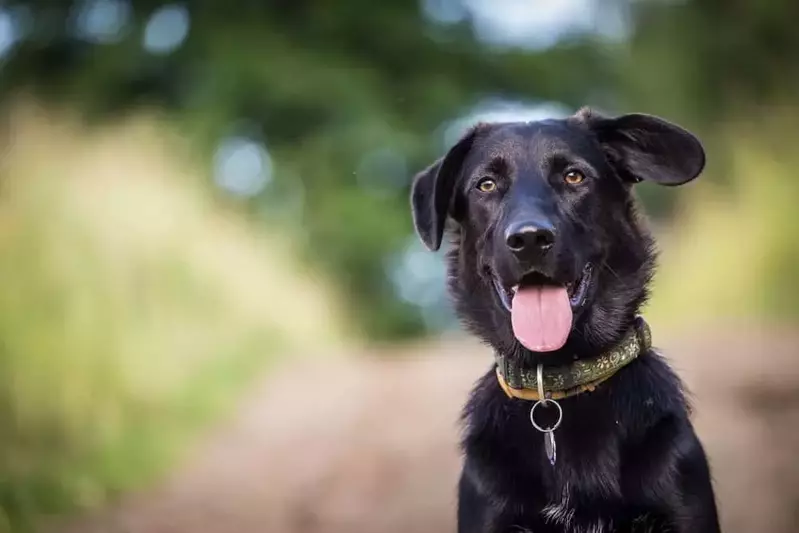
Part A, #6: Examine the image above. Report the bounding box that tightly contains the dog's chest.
[533,498,663,533]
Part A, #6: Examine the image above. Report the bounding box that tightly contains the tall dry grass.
[0,101,345,531]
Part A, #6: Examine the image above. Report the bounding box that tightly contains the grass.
[0,101,346,532]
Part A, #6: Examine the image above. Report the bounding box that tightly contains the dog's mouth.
[491,263,593,352]
[492,263,593,313]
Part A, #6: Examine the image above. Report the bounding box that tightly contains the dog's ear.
[410,125,484,251]
[576,108,705,186]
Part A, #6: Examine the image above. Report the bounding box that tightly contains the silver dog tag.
[544,431,557,466]
[530,398,563,467]
[531,366,563,467]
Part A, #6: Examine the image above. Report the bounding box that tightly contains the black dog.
[410,108,720,532]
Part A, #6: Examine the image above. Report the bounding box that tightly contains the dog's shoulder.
[613,348,693,428]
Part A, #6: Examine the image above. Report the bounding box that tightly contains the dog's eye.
[564,170,585,185]
[477,178,497,193]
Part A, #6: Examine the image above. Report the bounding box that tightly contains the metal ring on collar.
[530,399,563,433]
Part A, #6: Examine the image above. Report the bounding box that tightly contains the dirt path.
[55,326,799,533]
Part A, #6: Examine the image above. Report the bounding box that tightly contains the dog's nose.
[505,223,555,257]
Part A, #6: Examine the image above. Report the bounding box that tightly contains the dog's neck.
[494,317,652,401]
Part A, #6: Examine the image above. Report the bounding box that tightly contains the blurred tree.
[0,0,619,339]
[7,0,793,338]
[617,0,799,211]
[623,0,799,124]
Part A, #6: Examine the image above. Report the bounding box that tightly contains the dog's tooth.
[511,285,518,294]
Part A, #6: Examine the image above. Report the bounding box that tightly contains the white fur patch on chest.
[541,500,612,532]
[540,502,660,533]
[541,500,577,528]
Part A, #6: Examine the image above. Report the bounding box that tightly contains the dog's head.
[411,108,704,360]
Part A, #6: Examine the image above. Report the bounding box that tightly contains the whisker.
[600,261,621,281]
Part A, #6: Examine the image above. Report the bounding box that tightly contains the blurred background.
[0,0,797,532]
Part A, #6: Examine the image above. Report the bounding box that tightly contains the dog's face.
[411,108,704,360]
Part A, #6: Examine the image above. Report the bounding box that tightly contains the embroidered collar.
[495,317,652,401]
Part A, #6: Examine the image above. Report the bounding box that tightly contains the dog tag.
[544,431,557,466]
[530,399,563,467]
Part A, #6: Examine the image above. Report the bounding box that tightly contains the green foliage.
[0,0,619,339]
[622,0,799,121]
[3,0,798,339]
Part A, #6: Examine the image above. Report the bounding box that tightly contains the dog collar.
[495,317,652,401]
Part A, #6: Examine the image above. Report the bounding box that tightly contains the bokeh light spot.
[420,0,468,25]
[143,4,190,55]
[213,137,273,198]
[0,10,17,59]
[72,0,131,44]
[387,236,457,331]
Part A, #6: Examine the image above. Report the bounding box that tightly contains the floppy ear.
[410,126,482,251]
[580,109,705,186]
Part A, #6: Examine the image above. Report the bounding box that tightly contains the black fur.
[410,108,720,532]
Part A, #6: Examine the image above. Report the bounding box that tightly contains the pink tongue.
[511,285,573,352]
